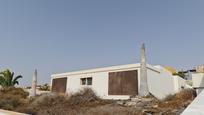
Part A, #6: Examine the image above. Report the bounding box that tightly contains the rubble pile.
[116,90,195,114]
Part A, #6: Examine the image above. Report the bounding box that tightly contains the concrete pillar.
[30,69,37,97]
[139,43,149,96]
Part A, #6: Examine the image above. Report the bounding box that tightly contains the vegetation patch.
[68,88,109,107]
[158,89,196,109]
[23,88,111,114]
[0,87,29,111]
[0,87,196,115]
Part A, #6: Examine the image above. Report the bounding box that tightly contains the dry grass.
[0,87,29,98]
[21,88,111,115]
[0,87,29,110]
[0,88,196,115]
[158,89,196,109]
[68,88,109,107]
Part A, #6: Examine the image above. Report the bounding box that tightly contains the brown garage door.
[108,70,138,95]
[52,77,67,93]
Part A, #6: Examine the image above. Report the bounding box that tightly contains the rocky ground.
[115,95,191,115]
[29,89,195,115]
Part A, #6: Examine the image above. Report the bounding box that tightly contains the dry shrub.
[158,89,196,109]
[82,105,141,115]
[0,87,29,111]
[0,94,27,110]
[0,87,195,115]
[24,94,69,115]
[0,87,29,98]
[24,88,109,115]
[175,89,196,101]
[163,94,176,101]
[68,88,107,107]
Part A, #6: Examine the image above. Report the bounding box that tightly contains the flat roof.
[51,63,161,78]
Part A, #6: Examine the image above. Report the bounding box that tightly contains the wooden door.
[108,70,138,95]
[52,77,67,93]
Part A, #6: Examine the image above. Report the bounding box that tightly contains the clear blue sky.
[0,0,203,86]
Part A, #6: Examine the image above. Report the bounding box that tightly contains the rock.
[142,109,158,114]
[153,104,158,108]
[131,98,142,102]
[171,109,182,114]
[116,101,125,105]
[124,101,137,106]
[137,101,146,107]
[142,98,154,102]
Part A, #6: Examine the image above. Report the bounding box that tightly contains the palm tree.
[0,69,22,88]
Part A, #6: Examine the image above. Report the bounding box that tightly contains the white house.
[51,63,187,100]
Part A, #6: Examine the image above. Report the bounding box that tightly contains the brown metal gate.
[52,77,67,93]
[108,70,138,95]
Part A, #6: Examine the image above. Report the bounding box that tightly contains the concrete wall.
[173,75,187,93]
[192,73,204,94]
[192,73,204,88]
[147,66,188,99]
[66,71,109,98]
[147,66,176,99]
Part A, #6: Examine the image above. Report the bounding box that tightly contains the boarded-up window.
[52,77,67,93]
[108,70,138,95]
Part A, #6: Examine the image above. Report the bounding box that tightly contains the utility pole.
[30,69,37,97]
[139,43,149,96]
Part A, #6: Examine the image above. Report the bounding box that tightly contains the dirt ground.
[24,89,195,115]
[0,88,196,115]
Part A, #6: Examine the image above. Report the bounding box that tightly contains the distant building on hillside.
[196,65,204,73]
[178,69,196,80]
[178,65,204,94]
[178,65,204,80]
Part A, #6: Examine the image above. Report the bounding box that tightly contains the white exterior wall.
[192,73,204,88]
[192,73,204,94]
[66,72,109,98]
[60,66,140,100]
[147,66,188,99]
[147,66,176,99]
[173,75,187,93]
